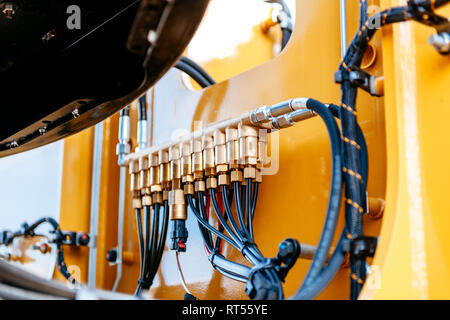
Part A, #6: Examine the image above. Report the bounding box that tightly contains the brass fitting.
[255,169,262,183]
[202,134,216,177]
[180,142,193,183]
[169,145,181,185]
[142,195,153,207]
[257,129,268,169]
[218,173,230,186]
[163,190,169,202]
[226,128,239,170]
[159,150,171,190]
[129,161,142,209]
[191,138,204,181]
[195,180,206,193]
[238,124,258,166]
[184,183,194,195]
[214,130,228,174]
[243,166,257,180]
[139,156,150,196]
[206,177,218,189]
[230,169,243,183]
[169,189,187,220]
[148,153,162,204]
[152,192,163,205]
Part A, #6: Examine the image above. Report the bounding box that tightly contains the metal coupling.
[129,161,142,209]
[116,110,131,166]
[149,153,162,194]
[180,142,193,183]
[429,32,450,55]
[169,145,182,190]
[136,119,149,152]
[257,129,268,169]
[202,134,216,177]
[250,98,309,126]
[191,138,204,181]
[214,130,229,186]
[159,150,171,190]
[139,156,150,196]
[271,108,316,129]
[169,189,187,221]
[226,128,240,170]
[238,124,258,166]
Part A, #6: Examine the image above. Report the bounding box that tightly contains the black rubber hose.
[120,105,130,117]
[187,195,240,250]
[143,204,160,289]
[292,103,370,300]
[198,192,215,247]
[175,60,213,89]
[359,0,369,29]
[134,207,146,296]
[138,95,147,121]
[292,98,344,297]
[246,179,254,242]
[251,183,259,219]
[328,104,368,192]
[194,197,215,254]
[234,182,251,239]
[148,201,170,283]
[179,56,216,85]
[220,186,247,243]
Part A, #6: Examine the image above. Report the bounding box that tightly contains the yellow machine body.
[51,0,450,299]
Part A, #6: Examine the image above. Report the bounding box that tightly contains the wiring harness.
[0,217,90,285]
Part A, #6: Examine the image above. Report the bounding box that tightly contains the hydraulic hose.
[291,98,343,297]
[175,58,215,89]
[179,56,216,85]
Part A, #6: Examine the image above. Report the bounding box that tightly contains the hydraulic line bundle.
[118,0,450,300]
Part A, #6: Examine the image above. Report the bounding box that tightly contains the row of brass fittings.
[128,125,269,219]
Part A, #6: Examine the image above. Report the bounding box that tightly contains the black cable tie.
[239,240,257,255]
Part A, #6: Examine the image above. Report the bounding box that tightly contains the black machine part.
[0,0,209,157]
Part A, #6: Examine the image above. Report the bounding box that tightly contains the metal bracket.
[342,235,378,260]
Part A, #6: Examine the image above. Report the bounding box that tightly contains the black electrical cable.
[246,179,254,242]
[147,201,169,284]
[187,195,240,250]
[3,217,76,284]
[134,207,145,296]
[251,183,259,219]
[234,182,251,240]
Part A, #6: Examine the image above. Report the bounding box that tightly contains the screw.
[72,108,80,118]
[42,30,57,43]
[429,32,450,55]
[2,3,15,19]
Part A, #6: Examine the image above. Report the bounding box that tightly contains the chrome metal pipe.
[340,0,347,59]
